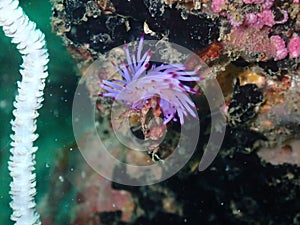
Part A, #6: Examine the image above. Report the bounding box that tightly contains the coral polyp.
[100,35,201,125]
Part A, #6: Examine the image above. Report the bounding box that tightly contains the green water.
[0,0,77,224]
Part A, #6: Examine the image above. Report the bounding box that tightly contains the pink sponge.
[270,35,288,61]
[288,36,300,58]
[211,0,226,13]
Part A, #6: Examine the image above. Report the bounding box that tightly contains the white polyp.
[0,0,49,224]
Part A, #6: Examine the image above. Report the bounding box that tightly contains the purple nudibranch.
[100,35,201,125]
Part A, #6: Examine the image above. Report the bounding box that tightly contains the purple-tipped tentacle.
[124,42,135,75]
[102,80,123,90]
[137,34,144,62]
[120,62,132,82]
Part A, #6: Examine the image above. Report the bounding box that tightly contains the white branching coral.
[0,0,49,224]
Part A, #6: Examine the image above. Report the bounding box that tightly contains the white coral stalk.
[0,0,49,224]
